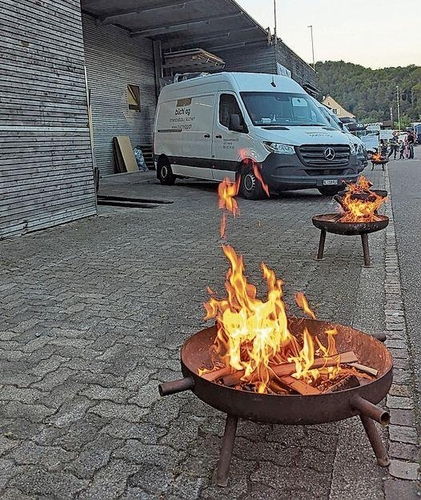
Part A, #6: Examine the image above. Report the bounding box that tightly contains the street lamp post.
[308,25,315,70]
[396,85,401,131]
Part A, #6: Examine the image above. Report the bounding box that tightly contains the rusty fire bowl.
[312,214,389,236]
[160,320,393,426]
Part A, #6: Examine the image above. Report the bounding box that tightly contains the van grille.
[297,145,350,168]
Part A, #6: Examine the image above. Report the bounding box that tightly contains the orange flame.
[337,175,387,222]
[252,163,270,197]
[295,292,316,319]
[218,178,240,238]
[204,245,340,392]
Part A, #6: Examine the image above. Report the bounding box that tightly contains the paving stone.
[390,408,416,427]
[384,478,421,499]
[389,460,420,480]
[76,459,139,500]
[389,425,419,445]
[387,395,414,410]
[389,441,420,462]
[8,466,88,499]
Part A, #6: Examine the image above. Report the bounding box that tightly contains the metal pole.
[308,25,315,70]
[273,0,277,40]
[396,85,401,131]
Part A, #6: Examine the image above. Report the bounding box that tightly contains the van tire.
[157,159,176,185]
[318,186,341,196]
[239,164,266,200]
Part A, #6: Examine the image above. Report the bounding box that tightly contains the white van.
[153,72,360,198]
[312,99,368,171]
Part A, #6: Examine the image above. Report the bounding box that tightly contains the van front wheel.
[239,165,265,200]
[157,160,176,185]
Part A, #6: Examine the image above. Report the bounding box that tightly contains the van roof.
[160,72,305,95]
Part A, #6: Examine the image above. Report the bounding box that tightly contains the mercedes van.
[153,72,360,198]
[312,98,368,172]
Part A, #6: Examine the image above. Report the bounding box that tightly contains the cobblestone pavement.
[0,168,419,499]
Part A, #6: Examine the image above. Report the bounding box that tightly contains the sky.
[236,0,421,69]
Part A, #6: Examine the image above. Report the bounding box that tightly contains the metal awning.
[81,0,270,55]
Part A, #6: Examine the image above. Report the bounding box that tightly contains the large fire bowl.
[159,319,393,486]
[312,214,389,266]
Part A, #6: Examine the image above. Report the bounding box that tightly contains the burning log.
[201,366,232,382]
[220,351,358,387]
[275,375,321,395]
[349,362,378,377]
[324,374,360,393]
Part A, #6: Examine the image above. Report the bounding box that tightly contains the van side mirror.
[229,114,245,132]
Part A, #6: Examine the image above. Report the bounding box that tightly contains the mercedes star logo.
[324,147,336,160]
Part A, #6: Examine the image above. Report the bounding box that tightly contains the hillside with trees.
[315,61,421,127]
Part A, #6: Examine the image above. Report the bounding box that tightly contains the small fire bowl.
[312,214,389,236]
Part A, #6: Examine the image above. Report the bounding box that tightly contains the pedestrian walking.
[404,139,410,159]
[398,140,405,159]
[407,130,415,159]
[388,135,398,160]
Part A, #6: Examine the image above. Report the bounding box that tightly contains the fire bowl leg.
[361,233,371,267]
[360,414,390,467]
[215,414,238,487]
[316,229,327,260]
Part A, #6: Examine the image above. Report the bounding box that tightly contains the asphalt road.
[388,152,421,429]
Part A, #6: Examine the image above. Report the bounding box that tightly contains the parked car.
[153,72,361,198]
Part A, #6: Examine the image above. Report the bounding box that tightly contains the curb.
[384,170,420,496]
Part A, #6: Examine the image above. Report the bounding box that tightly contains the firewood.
[348,362,378,377]
[323,374,360,393]
[221,351,358,387]
[275,375,321,395]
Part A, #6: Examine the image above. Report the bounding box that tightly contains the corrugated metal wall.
[0,0,96,239]
[82,15,157,176]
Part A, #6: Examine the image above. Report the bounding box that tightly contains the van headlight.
[349,142,356,154]
[263,142,295,155]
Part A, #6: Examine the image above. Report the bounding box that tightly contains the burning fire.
[218,178,240,238]
[337,175,387,222]
[203,245,341,393]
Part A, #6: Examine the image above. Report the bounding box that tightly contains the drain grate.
[96,195,173,209]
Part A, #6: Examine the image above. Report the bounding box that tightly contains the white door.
[211,93,248,181]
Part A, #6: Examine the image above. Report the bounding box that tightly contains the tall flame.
[204,246,339,392]
[218,178,240,238]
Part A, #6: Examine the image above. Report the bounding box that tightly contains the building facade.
[0,0,317,239]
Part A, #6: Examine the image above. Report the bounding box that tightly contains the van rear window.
[176,98,192,107]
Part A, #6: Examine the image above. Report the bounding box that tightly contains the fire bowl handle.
[158,377,195,396]
[370,332,386,342]
[350,395,390,426]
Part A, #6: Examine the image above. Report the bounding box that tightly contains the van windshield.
[317,105,343,131]
[241,92,327,127]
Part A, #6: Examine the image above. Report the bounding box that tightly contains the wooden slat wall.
[220,42,316,91]
[82,15,157,176]
[219,44,277,75]
[0,0,97,239]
